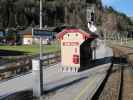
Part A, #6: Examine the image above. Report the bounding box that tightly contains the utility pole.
[40,0,43,96]
[33,0,44,98]
[40,0,43,59]
[39,0,43,96]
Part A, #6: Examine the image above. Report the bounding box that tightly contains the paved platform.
[44,63,112,100]
[0,63,111,94]
[0,42,113,100]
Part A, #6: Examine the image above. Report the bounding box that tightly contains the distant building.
[23,32,33,45]
[20,27,32,45]
[128,17,133,38]
[0,30,4,37]
[21,26,56,45]
[0,29,5,43]
[128,31,133,38]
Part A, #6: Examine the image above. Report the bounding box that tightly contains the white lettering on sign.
[63,42,79,46]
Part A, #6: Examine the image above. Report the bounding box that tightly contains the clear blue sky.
[102,0,133,17]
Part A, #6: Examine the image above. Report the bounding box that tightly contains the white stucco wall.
[23,38,33,45]
[61,32,84,68]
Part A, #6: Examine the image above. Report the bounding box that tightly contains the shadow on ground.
[79,56,113,72]
[0,50,28,56]
[0,77,88,100]
[0,90,33,100]
[44,76,88,93]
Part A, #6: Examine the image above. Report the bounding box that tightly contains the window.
[76,34,78,37]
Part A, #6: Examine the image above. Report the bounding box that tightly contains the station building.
[57,28,97,72]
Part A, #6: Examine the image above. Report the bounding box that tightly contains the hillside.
[0,0,132,33]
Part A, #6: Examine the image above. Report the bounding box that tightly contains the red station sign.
[63,42,79,46]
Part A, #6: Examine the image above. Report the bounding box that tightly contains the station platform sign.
[32,28,53,37]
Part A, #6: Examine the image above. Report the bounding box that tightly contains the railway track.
[112,46,133,67]
[92,64,123,100]
[92,56,133,100]
[122,66,133,100]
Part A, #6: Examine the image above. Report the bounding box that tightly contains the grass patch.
[128,54,133,61]
[0,41,60,56]
[126,40,133,47]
